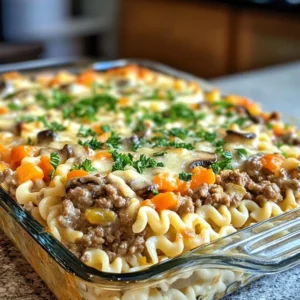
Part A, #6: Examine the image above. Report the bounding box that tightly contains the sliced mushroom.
[245,109,263,124]
[225,130,256,144]
[189,151,217,169]
[37,129,58,145]
[66,175,106,192]
[60,144,74,161]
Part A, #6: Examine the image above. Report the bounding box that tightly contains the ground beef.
[176,195,194,215]
[58,175,145,262]
[0,169,18,196]
[189,184,231,208]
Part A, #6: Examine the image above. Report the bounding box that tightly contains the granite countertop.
[1,61,300,300]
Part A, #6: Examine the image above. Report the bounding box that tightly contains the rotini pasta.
[0,64,299,293]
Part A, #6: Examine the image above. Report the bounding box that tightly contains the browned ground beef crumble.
[0,154,299,261]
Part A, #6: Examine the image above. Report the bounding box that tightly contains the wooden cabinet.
[234,10,300,72]
[120,0,231,78]
[119,0,300,78]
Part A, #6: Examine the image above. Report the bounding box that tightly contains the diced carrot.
[0,107,9,115]
[273,124,284,136]
[77,70,96,86]
[118,97,130,106]
[150,192,178,212]
[140,199,155,209]
[153,173,181,192]
[176,181,191,195]
[92,124,103,135]
[189,103,199,110]
[67,170,89,180]
[2,71,21,80]
[0,145,11,162]
[260,154,284,173]
[191,167,215,189]
[16,163,44,183]
[93,151,112,161]
[10,145,37,169]
[272,124,292,137]
[38,156,54,181]
[98,132,111,143]
[48,77,60,87]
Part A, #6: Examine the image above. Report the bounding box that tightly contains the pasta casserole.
[0,65,299,275]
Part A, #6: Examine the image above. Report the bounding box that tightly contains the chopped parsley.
[236,148,248,159]
[234,117,248,127]
[106,131,121,150]
[111,151,164,173]
[121,107,138,125]
[168,128,189,140]
[169,103,195,121]
[179,172,192,182]
[211,150,233,174]
[101,124,111,133]
[133,120,146,133]
[132,138,146,152]
[267,123,273,129]
[36,89,72,109]
[49,153,60,179]
[153,151,167,157]
[63,93,117,120]
[77,126,96,138]
[7,103,22,111]
[151,188,159,195]
[151,137,194,150]
[72,159,96,172]
[78,137,103,150]
[38,116,66,131]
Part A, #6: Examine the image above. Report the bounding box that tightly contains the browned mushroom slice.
[37,129,58,145]
[189,151,217,169]
[66,175,106,192]
[225,130,256,144]
[245,109,263,124]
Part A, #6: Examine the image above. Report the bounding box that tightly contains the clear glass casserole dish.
[0,58,299,300]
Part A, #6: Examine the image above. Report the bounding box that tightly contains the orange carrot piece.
[118,97,130,106]
[260,154,284,173]
[153,173,181,192]
[38,156,54,181]
[10,145,37,169]
[150,192,178,212]
[0,107,9,115]
[0,145,11,162]
[191,167,215,189]
[77,70,96,86]
[16,163,44,183]
[93,151,112,161]
[140,199,155,209]
[67,170,89,180]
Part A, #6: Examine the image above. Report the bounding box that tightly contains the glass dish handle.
[184,208,300,275]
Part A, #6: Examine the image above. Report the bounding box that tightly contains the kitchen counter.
[1,61,300,300]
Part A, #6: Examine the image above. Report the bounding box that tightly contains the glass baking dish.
[0,58,299,300]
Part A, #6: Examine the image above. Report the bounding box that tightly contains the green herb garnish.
[78,137,103,150]
[236,148,248,159]
[111,151,164,173]
[179,172,192,182]
[106,131,121,150]
[72,159,96,172]
[49,153,60,179]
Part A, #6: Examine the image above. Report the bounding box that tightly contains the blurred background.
[0,0,300,78]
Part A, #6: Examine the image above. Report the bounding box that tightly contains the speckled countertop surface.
[0,61,300,300]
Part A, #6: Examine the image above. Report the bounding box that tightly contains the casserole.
[0,59,299,300]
